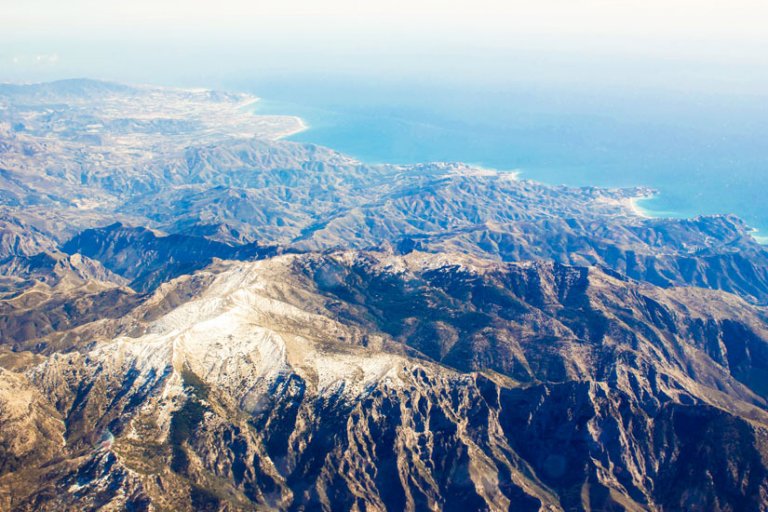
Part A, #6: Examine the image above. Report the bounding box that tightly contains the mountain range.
[1,79,768,511]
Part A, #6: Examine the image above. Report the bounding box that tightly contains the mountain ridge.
[4,251,768,510]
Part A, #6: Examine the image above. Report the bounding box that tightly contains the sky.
[3,0,768,42]
[2,0,768,93]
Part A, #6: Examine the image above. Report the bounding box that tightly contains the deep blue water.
[243,80,768,241]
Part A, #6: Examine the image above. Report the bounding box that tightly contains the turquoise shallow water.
[244,80,768,240]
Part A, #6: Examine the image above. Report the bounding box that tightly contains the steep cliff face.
[2,253,768,511]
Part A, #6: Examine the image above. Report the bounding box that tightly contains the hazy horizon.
[2,1,768,96]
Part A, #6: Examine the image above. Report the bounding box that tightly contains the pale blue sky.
[3,0,766,40]
[2,0,767,93]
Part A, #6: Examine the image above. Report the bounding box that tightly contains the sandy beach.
[275,115,309,139]
[626,195,654,219]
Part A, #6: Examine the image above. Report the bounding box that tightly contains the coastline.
[751,229,768,246]
[245,90,767,248]
[626,195,655,219]
[275,116,309,140]
[629,194,767,246]
[238,95,309,140]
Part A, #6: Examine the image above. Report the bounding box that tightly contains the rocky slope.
[1,253,768,511]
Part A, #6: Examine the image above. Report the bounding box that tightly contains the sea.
[236,78,768,243]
